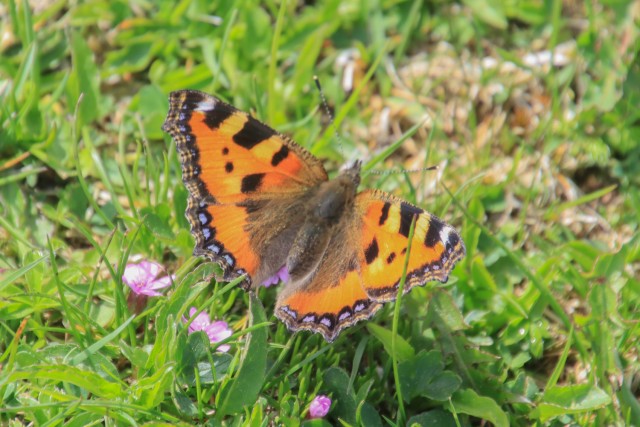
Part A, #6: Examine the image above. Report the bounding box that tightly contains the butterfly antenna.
[314,76,344,158]
[369,165,439,175]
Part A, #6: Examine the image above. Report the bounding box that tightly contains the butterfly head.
[338,160,362,188]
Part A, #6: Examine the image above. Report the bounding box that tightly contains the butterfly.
[162,90,466,342]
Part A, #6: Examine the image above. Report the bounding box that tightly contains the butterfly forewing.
[356,190,466,301]
[162,90,327,285]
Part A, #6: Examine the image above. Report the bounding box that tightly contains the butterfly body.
[163,90,465,342]
[286,164,360,282]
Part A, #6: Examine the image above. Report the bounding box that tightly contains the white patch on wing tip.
[196,100,216,112]
[440,226,452,244]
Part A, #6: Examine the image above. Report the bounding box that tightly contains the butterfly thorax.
[284,165,360,286]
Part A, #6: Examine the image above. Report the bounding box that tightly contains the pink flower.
[183,307,232,352]
[261,265,290,287]
[122,260,174,296]
[308,395,331,419]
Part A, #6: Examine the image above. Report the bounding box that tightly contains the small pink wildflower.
[122,260,173,296]
[183,307,232,352]
[308,395,331,419]
[122,260,173,313]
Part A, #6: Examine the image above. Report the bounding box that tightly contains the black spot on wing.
[446,230,460,252]
[399,202,423,237]
[364,238,379,264]
[225,162,234,173]
[379,202,390,225]
[241,173,265,193]
[203,108,234,130]
[424,217,445,247]
[386,252,396,264]
[233,116,276,150]
[271,145,289,166]
[222,147,229,155]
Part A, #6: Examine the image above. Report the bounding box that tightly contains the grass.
[1,0,639,425]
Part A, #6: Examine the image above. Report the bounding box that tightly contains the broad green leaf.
[8,365,123,399]
[301,420,333,427]
[407,409,457,427]
[398,351,461,402]
[462,0,507,29]
[217,293,268,415]
[534,384,612,422]
[142,211,175,240]
[119,340,149,368]
[105,41,157,74]
[593,245,628,278]
[136,84,167,140]
[427,291,467,332]
[136,365,175,409]
[367,323,415,362]
[563,241,600,273]
[173,388,199,418]
[451,389,508,427]
[464,197,483,260]
[323,367,357,425]
[359,401,383,427]
[178,331,232,385]
[67,30,99,127]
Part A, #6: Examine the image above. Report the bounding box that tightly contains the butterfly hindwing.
[274,188,465,341]
[162,90,328,285]
[274,222,382,342]
[356,189,466,301]
[276,269,382,342]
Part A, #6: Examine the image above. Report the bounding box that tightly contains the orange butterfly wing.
[357,189,466,301]
[276,269,382,342]
[162,90,327,284]
[275,187,465,341]
[274,217,383,342]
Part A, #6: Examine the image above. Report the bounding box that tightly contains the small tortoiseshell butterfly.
[162,90,465,342]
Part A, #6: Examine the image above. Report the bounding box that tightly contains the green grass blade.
[392,215,418,425]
